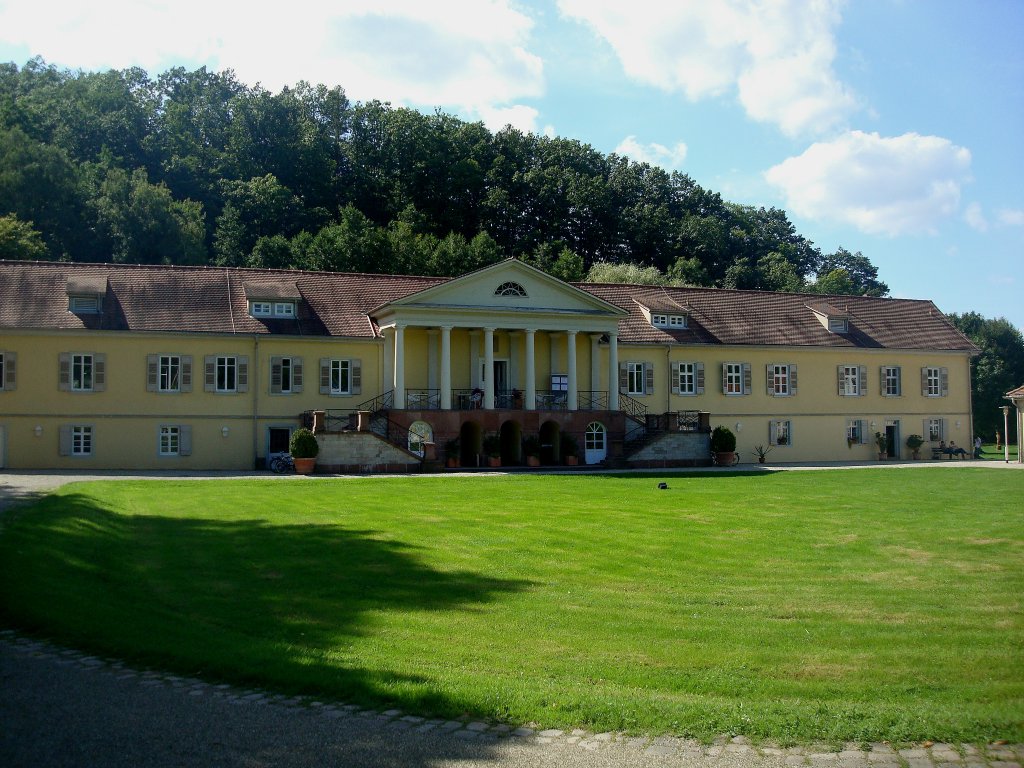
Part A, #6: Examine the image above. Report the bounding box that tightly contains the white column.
[525,329,536,410]
[440,325,452,410]
[566,330,578,411]
[384,329,394,399]
[590,334,602,400]
[608,331,619,411]
[393,324,406,409]
[483,327,495,409]
[469,331,480,388]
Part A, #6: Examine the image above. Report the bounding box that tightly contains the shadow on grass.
[0,492,532,726]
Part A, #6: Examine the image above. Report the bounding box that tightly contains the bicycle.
[269,452,295,473]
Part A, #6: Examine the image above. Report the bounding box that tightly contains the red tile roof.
[0,260,977,352]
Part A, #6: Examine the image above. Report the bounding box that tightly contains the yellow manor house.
[0,258,977,471]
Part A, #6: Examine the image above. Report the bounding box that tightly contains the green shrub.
[289,427,319,458]
[710,425,736,452]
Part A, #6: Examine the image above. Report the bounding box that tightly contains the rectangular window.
[330,359,351,394]
[159,426,180,456]
[771,419,792,446]
[677,363,696,395]
[69,296,99,314]
[770,364,789,396]
[925,367,941,396]
[72,353,94,391]
[846,419,865,445]
[216,356,237,392]
[280,357,292,393]
[271,356,303,394]
[550,374,568,392]
[841,365,860,396]
[725,363,743,395]
[251,302,272,317]
[883,366,901,396]
[72,426,93,456]
[828,318,848,333]
[651,314,667,326]
[927,418,943,442]
[274,302,296,317]
[627,362,646,395]
[669,315,687,328]
[160,355,180,392]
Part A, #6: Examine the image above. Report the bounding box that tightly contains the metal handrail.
[578,390,608,410]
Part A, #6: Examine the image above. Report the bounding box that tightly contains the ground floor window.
[846,419,866,445]
[159,425,192,456]
[926,418,944,442]
[408,421,432,457]
[770,419,792,446]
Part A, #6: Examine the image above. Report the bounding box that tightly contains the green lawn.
[1,469,1022,744]
[979,442,1019,461]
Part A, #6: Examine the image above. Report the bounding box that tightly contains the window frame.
[883,366,902,397]
[71,425,93,456]
[768,363,792,397]
[926,418,944,442]
[839,364,865,396]
[626,362,646,395]
[71,353,94,392]
[330,359,351,395]
[677,362,696,395]
[925,367,941,397]
[274,301,296,318]
[159,355,181,392]
[651,313,668,327]
[251,301,272,317]
[770,419,792,447]
[216,355,237,393]
[669,315,688,328]
[724,362,744,395]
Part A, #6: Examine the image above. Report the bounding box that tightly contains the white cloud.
[764,130,973,236]
[997,208,1024,227]
[964,202,988,232]
[0,0,544,113]
[558,0,855,137]
[614,136,688,170]
[476,104,541,134]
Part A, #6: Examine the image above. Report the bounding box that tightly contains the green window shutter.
[204,356,216,392]
[59,425,73,456]
[671,362,680,395]
[237,356,249,393]
[352,359,362,395]
[93,353,106,392]
[618,362,628,392]
[3,351,15,390]
[292,357,303,393]
[859,419,868,444]
[858,365,867,396]
[59,352,71,391]
[766,364,774,396]
[721,363,728,394]
[320,358,331,395]
[742,363,751,395]
[790,365,797,395]
[695,362,704,394]
[180,356,193,393]
[179,425,192,456]
[769,420,777,444]
[270,357,282,394]
[645,363,654,395]
[147,354,159,392]
[940,367,948,396]
[920,367,929,396]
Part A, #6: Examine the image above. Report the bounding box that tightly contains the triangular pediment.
[373,260,626,320]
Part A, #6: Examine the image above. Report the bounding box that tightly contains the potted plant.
[753,444,773,464]
[289,427,319,474]
[906,434,924,460]
[444,438,460,468]
[710,425,736,466]
[523,435,541,467]
[560,433,579,466]
[483,433,502,467]
[874,431,888,460]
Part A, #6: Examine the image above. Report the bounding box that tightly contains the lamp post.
[1001,405,1010,463]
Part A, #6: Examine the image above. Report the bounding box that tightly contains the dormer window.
[251,302,272,317]
[651,313,688,329]
[250,301,295,318]
[828,318,849,333]
[807,301,851,335]
[495,281,527,297]
[668,315,688,328]
[652,314,668,326]
[274,301,296,317]
[69,295,100,314]
[243,280,301,319]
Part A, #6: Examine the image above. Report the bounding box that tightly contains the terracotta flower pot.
[293,457,316,475]
[564,456,578,466]
[526,456,540,467]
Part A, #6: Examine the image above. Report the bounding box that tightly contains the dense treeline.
[0,57,888,295]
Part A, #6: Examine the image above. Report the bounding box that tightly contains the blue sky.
[1,0,1022,328]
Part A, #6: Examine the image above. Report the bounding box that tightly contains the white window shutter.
[858,365,867,396]
[59,425,72,456]
[147,354,158,392]
[204,356,216,392]
[270,357,282,394]
[940,367,948,396]
[59,352,71,391]
[237,356,249,393]
[766,364,774,396]
[352,359,362,395]
[320,358,331,395]
[695,362,704,394]
[671,362,680,395]
[292,357,303,393]
[837,365,844,395]
[181,356,192,393]
[790,365,797,395]
[93,354,106,391]
[179,425,192,456]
